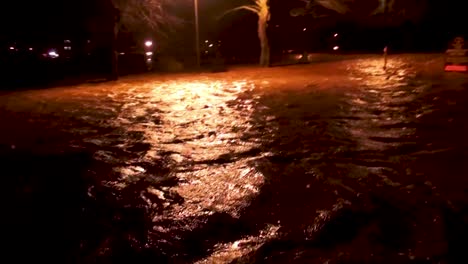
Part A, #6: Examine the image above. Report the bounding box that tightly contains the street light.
[48,50,59,58]
[194,0,200,68]
[145,40,153,47]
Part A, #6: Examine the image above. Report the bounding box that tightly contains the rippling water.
[1,55,467,263]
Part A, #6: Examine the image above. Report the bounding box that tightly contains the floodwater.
[1,55,467,263]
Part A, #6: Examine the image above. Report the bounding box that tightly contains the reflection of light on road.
[196,224,280,263]
[346,58,418,151]
[113,78,264,218]
[294,54,303,60]
[114,166,146,180]
[350,58,410,88]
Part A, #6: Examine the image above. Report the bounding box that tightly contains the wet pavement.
[1,54,467,263]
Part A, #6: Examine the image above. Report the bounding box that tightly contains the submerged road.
[1,54,467,263]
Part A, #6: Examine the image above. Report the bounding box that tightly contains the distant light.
[334,33,338,37]
[146,58,152,62]
[445,65,467,72]
[48,50,59,58]
[29,47,33,51]
[145,40,153,47]
[208,44,214,48]
[303,28,307,31]
[275,25,280,28]
[9,47,15,50]
[87,40,91,43]
[145,51,153,56]
[333,46,339,51]
[64,46,71,50]
[119,52,125,55]
[64,39,71,43]
[205,40,209,43]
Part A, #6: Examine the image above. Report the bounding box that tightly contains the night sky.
[2,0,468,51]
[3,1,87,34]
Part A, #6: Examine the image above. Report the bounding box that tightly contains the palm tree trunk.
[258,16,270,67]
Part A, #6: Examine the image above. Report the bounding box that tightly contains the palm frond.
[292,0,348,17]
[315,0,348,14]
[218,4,261,20]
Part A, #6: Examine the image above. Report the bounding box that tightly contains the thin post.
[194,0,200,68]
[383,46,388,69]
[383,0,388,69]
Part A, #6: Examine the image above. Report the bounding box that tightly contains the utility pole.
[194,0,201,68]
[383,0,389,69]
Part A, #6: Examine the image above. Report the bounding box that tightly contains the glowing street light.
[48,50,59,58]
[145,40,153,47]
[334,33,338,37]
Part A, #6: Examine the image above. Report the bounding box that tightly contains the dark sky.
[0,1,357,33]
[2,0,92,38]
[2,0,467,50]
[3,1,466,34]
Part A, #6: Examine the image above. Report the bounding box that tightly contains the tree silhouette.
[221,0,271,67]
[88,0,184,79]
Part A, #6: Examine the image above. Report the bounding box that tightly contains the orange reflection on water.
[345,57,420,151]
[112,78,265,217]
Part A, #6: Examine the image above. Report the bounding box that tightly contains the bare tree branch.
[112,0,184,39]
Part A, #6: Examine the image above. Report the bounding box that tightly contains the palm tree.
[222,0,271,67]
[221,1,348,67]
[372,0,394,15]
[372,0,428,25]
[290,0,348,17]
